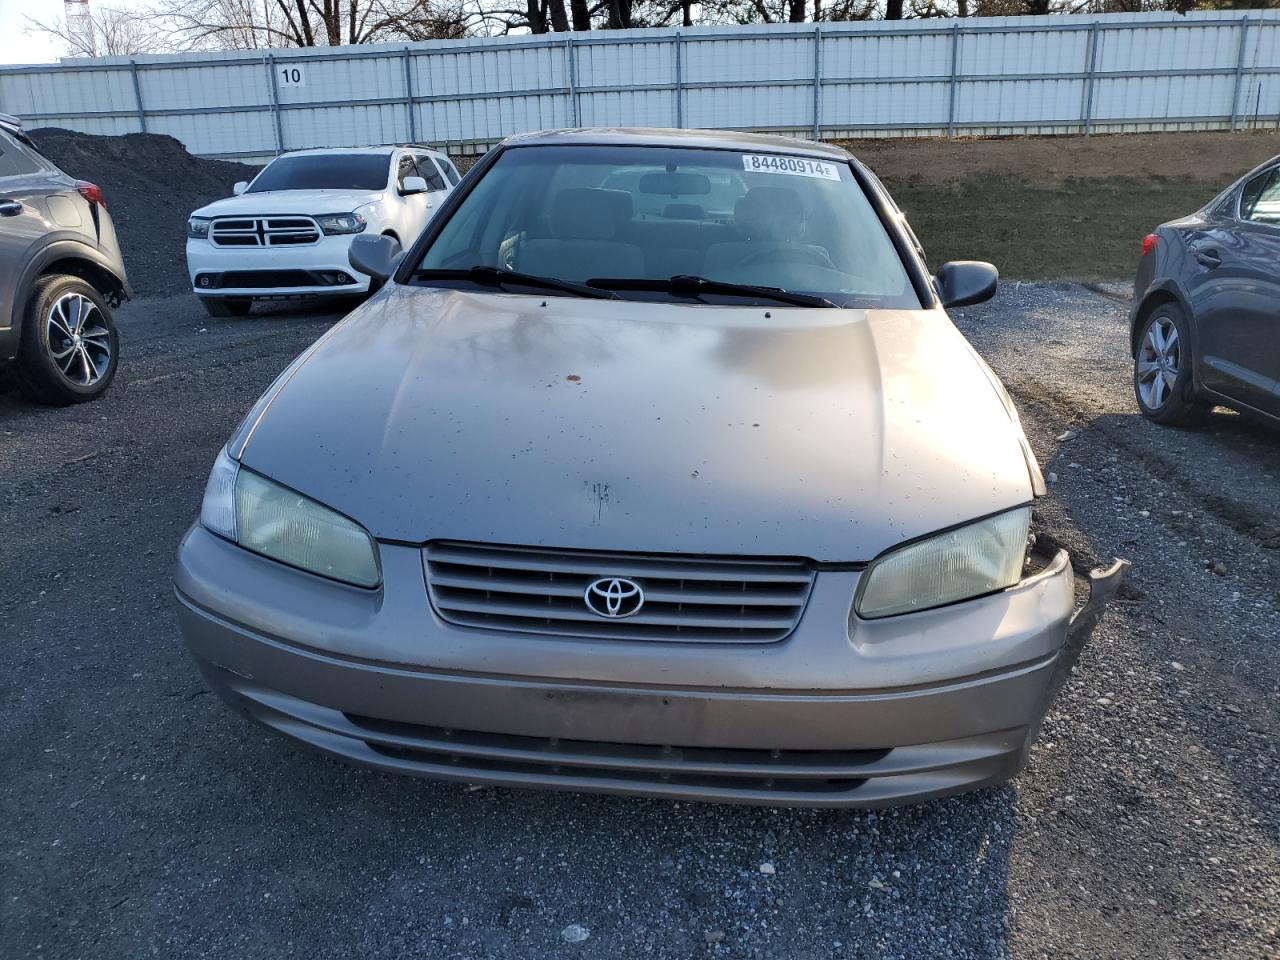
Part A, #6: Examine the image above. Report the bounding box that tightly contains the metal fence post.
[674,31,684,129]
[1230,16,1251,131]
[565,33,579,127]
[1080,21,1100,136]
[403,47,417,143]
[946,23,961,140]
[265,53,284,155]
[812,25,822,141]
[129,60,147,133]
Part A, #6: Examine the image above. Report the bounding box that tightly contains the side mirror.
[348,233,402,282]
[401,176,428,196]
[232,181,248,196]
[935,260,998,308]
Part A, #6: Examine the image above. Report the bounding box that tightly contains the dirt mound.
[29,129,258,298]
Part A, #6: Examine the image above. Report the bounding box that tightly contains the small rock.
[758,862,776,876]
[1171,661,1185,672]
[868,878,885,889]
[1096,696,1113,707]
[1212,562,1228,576]
[1047,472,1058,484]
[1224,705,1242,715]
[561,924,590,943]
[704,930,726,944]
[1056,429,1078,442]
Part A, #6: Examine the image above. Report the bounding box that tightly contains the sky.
[0,0,148,65]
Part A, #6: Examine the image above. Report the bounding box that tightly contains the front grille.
[210,216,320,247]
[424,541,815,643]
[217,270,322,288]
[345,713,884,795]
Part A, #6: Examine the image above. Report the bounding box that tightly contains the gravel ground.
[1,285,1277,959]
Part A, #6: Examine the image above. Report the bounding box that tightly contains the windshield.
[248,153,391,193]
[412,144,918,308]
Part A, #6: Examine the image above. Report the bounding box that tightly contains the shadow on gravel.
[1030,405,1280,849]
[193,723,1019,958]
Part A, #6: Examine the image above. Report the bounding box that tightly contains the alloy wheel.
[1136,315,1180,410]
[46,292,111,387]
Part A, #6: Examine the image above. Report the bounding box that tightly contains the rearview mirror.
[401,176,428,196]
[640,172,711,196]
[349,233,402,282]
[232,181,248,196]
[935,261,998,308]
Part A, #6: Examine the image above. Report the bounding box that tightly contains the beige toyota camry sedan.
[175,128,1125,808]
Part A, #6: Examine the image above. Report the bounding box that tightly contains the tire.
[201,297,253,318]
[1133,303,1209,427]
[15,274,119,406]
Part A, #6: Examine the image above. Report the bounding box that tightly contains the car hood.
[236,286,1034,561]
[191,189,384,218]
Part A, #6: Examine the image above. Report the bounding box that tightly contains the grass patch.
[883,174,1225,281]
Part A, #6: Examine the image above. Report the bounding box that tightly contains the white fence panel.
[1,11,1276,161]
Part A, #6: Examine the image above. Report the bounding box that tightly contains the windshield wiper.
[414,265,621,300]
[587,275,837,308]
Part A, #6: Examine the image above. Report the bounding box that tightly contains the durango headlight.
[315,212,367,236]
[187,216,212,238]
[199,448,381,588]
[854,507,1031,620]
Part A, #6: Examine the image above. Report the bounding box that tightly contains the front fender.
[1129,274,1194,357]
[2,238,131,360]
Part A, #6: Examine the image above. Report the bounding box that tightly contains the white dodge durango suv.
[186,145,459,316]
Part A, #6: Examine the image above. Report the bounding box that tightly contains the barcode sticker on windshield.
[741,154,841,181]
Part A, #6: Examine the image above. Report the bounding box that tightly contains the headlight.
[187,216,212,238]
[854,507,1030,620]
[315,212,367,236]
[200,448,381,588]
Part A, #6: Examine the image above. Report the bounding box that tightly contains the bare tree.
[26,5,170,57]
[154,0,467,49]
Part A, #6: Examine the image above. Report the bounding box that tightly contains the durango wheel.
[1133,304,1208,427]
[16,275,119,405]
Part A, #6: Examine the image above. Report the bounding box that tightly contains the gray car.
[175,129,1125,808]
[1131,155,1280,426]
[0,115,129,404]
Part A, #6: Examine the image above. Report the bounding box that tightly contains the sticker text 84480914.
[741,154,842,181]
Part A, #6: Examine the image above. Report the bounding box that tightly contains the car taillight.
[1140,234,1158,257]
[76,181,106,208]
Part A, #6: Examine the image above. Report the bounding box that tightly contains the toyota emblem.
[584,577,644,619]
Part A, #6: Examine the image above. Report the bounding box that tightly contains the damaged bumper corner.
[1046,557,1131,704]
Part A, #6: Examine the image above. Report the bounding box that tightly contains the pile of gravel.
[29,129,258,298]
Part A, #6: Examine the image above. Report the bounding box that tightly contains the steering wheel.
[737,244,835,269]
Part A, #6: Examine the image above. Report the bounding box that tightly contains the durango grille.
[210,216,320,247]
[424,541,815,643]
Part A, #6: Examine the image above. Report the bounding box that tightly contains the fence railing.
[1,10,1277,161]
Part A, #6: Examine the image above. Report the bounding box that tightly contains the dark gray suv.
[1131,155,1280,428]
[0,115,130,405]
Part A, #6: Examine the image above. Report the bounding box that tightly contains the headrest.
[551,188,634,240]
[663,203,705,221]
[734,187,804,241]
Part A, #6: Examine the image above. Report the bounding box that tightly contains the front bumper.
[174,525,1126,807]
[186,236,371,298]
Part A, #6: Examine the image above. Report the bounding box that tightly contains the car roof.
[500,127,853,161]
[274,145,446,159]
